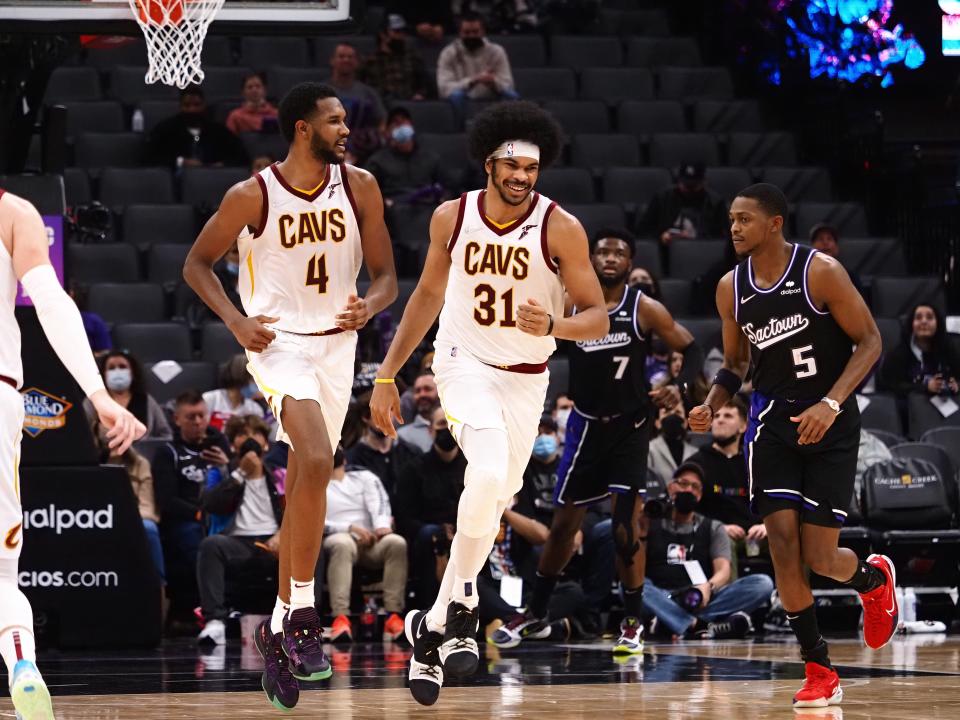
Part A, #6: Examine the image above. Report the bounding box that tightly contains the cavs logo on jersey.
[463,241,530,280]
[277,209,346,248]
[4,523,21,550]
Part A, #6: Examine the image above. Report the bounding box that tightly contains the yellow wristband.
[374,378,395,384]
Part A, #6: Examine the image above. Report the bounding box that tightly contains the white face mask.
[105,368,132,392]
[555,408,571,444]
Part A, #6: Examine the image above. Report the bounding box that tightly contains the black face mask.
[434,428,458,452]
[674,491,698,514]
[388,37,406,54]
[660,414,686,442]
[714,432,740,449]
[369,425,387,440]
[462,37,484,52]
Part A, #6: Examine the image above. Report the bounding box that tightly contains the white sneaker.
[612,616,644,655]
[489,613,551,649]
[198,618,226,645]
[11,659,54,720]
[404,610,444,706]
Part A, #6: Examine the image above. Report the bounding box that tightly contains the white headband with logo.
[489,140,540,162]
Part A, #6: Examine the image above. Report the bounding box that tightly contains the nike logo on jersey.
[576,332,632,352]
[634,418,646,429]
[326,182,341,199]
[742,314,811,350]
[517,223,539,241]
[740,294,757,304]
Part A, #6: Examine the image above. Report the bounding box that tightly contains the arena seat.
[632,240,662,278]
[908,391,960,440]
[626,37,701,68]
[67,244,140,284]
[873,317,901,352]
[859,393,903,437]
[267,66,330,99]
[240,37,309,69]
[239,132,286,163]
[617,100,685,140]
[601,9,670,37]
[550,36,623,68]
[571,134,639,174]
[417,133,469,168]
[668,240,727,281]
[658,278,694,315]
[88,283,166,324]
[657,67,734,103]
[84,40,149,69]
[109,67,179,104]
[311,36,377,66]
[147,244,191,287]
[513,68,577,101]
[99,167,175,208]
[580,68,654,105]
[137,100,180,134]
[795,202,869,238]
[390,100,457,133]
[197,66,254,104]
[703,166,753,203]
[114,322,193,363]
[123,204,196,246]
[63,168,92,207]
[563,203,626,238]
[180,167,248,210]
[200,36,233,66]
[866,429,906,449]
[602,166,671,221]
[649,133,719,168]
[675,317,722,353]
[760,167,833,203]
[837,239,907,277]
[543,101,610,134]
[921,428,960,491]
[547,356,570,401]
[200,322,244,365]
[727,132,797,167]
[891,442,958,510]
[74,133,144,173]
[62,101,125,140]
[693,100,763,133]
[870,276,945,317]
[536,167,594,203]
[146,361,218,403]
[43,66,101,104]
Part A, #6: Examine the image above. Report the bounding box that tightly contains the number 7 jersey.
[436,190,565,367]
[237,162,362,334]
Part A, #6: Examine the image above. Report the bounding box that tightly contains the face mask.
[660,414,686,442]
[532,434,558,461]
[240,381,258,400]
[369,425,387,440]
[105,368,132,392]
[434,428,458,452]
[555,408,571,429]
[388,37,406,54]
[462,37,484,52]
[225,261,239,276]
[674,491,698,514]
[390,124,415,144]
[714,432,739,448]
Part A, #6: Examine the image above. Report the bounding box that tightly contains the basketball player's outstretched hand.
[688,404,713,433]
[370,381,403,439]
[90,389,147,455]
[335,294,370,331]
[228,315,278,353]
[517,298,550,336]
[648,384,682,410]
[790,403,837,446]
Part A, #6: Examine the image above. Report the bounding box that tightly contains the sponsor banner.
[21,387,73,438]
[15,215,63,307]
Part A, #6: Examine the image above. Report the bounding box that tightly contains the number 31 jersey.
[436,190,565,366]
[237,162,362,334]
[734,242,852,401]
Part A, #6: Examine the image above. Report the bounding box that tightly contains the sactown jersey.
[436,190,565,367]
[237,162,363,334]
[0,190,23,388]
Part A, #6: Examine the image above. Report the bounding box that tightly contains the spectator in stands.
[225,72,279,136]
[437,12,519,113]
[628,266,662,301]
[361,14,431,103]
[83,349,172,440]
[809,223,864,296]
[93,423,164,584]
[364,107,446,205]
[69,282,111,356]
[687,397,766,544]
[641,162,728,246]
[153,391,232,577]
[454,0,539,34]
[250,154,274,175]
[324,449,407,643]
[396,372,441,451]
[195,414,283,645]
[346,400,419,498]
[878,303,960,397]
[391,1,454,42]
[399,350,436,423]
[147,86,247,170]
[648,403,697,484]
[643,463,775,639]
[329,42,387,164]
[202,354,267,433]
[655,349,709,407]
[551,393,573,447]
[185,243,243,326]
[394,406,466,607]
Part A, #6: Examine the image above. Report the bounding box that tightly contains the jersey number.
[474,284,516,327]
[613,355,630,380]
[306,254,329,294]
[792,345,818,379]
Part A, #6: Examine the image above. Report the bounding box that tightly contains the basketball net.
[129,0,224,89]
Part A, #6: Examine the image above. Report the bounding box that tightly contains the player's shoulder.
[542,201,585,238]
[224,175,263,203]
[807,248,844,275]
[433,196,465,223]
[340,162,375,188]
[0,190,40,219]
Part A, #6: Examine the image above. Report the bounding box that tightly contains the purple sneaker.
[254,619,299,711]
[282,607,332,681]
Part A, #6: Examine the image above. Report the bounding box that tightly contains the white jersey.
[237,163,363,334]
[436,189,564,367]
[0,190,23,388]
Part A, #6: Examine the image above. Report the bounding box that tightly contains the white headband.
[489,140,540,162]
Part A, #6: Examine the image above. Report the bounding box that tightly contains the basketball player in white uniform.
[183,83,396,711]
[0,189,145,719]
[369,101,608,706]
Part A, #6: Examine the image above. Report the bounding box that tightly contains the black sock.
[623,584,644,619]
[529,573,558,620]
[788,604,831,669]
[842,560,885,594]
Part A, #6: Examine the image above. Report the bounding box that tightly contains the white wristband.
[20,264,106,398]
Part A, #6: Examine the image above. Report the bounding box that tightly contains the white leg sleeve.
[0,559,36,685]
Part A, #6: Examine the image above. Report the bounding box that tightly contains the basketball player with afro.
[370,101,609,706]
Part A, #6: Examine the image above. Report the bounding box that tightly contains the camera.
[670,586,704,612]
[643,494,674,518]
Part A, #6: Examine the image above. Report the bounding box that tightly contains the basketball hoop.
[129,0,224,89]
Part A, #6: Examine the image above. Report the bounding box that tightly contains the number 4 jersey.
[237,162,362,334]
[734,242,852,401]
[436,190,565,367]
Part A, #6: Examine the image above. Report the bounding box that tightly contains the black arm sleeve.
[677,340,705,387]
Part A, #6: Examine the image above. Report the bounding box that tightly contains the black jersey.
[568,286,650,418]
[734,243,852,400]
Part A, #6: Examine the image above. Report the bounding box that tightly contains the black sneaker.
[404,609,444,706]
[254,619,299,711]
[488,612,551,649]
[438,601,480,678]
[703,611,752,640]
[282,607,332,681]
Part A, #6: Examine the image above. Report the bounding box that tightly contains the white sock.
[452,574,479,609]
[0,560,36,687]
[271,596,290,634]
[290,578,314,611]
[427,557,457,632]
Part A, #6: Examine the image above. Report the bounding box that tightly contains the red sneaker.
[330,614,353,643]
[793,662,843,708]
[859,553,899,650]
[382,612,405,642]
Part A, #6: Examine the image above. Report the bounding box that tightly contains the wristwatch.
[820,396,841,414]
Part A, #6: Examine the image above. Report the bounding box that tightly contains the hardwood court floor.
[3,635,959,718]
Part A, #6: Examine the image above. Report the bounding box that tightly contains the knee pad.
[458,463,503,538]
[0,582,33,636]
[612,493,642,567]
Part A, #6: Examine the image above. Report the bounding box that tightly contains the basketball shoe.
[383,612,405,642]
[282,607,332,681]
[793,662,842,708]
[404,609,444,706]
[488,612,552,649]
[612,616,644,655]
[438,601,480,677]
[859,554,898,650]
[10,660,53,720]
[329,614,353,643]
[254,619,299,711]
